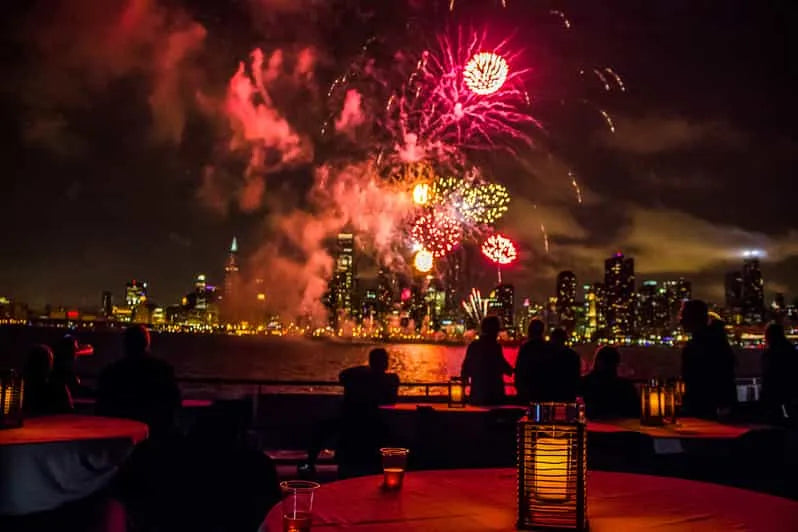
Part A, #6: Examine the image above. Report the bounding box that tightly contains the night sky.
[1,0,796,311]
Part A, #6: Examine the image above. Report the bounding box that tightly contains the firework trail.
[569,170,583,204]
[549,10,572,29]
[461,288,489,324]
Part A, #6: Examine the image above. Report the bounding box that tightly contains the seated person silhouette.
[22,344,73,416]
[119,400,281,532]
[514,319,550,404]
[462,316,513,406]
[581,346,638,419]
[96,325,181,441]
[303,348,399,478]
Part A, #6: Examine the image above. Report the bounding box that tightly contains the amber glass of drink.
[280,480,320,532]
[380,448,409,490]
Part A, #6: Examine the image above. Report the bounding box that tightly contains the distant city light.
[742,249,764,258]
[413,249,434,273]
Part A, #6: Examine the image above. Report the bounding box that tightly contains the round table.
[261,468,798,531]
[0,415,148,515]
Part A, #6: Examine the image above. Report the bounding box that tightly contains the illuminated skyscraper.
[742,253,765,324]
[604,252,635,337]
[637,281,668,333]
[222,237,241,323]
[664,278,691,328]
[125,280,147,307]
[582,283,606,340]
[492,283,515,331]
[328,233,357,326]
[555,271,577,331]
[724,270,744,324]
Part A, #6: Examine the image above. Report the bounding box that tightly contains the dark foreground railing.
[80,375,762,403]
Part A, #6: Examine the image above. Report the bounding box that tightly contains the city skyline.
[0,1,796,308]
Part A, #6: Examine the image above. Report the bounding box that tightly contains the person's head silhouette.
[593,345,620,375]
[680,299,709,334]
[368,348,389,373]
[765,322,787,347]
[24,345,54,385]
[124,325,151,357]
[480,316,501,341]
[550,327,568,347]
[527,319,544,341]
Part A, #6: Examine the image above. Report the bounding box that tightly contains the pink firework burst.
[411,212,463,258]
[481,233,518,265]
[388,28,540,158]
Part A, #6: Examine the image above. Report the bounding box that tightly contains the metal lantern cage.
[517,402,587,531]
[0,369,24,429]
[448,377,466,408]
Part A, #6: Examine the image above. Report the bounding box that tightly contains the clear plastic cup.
[280,480,320,532]
[380,448,409,490]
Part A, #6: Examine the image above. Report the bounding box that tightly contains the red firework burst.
[411,213,462,258]
[481,233,518,265]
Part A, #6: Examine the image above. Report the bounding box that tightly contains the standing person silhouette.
[680,300,736,419]
[762,322,797,422]
[514,319,549,404]
[461,316,513,406]
[547,328,582,402]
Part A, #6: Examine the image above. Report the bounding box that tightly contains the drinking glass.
[280,480,320,532]
[380,448,409,490]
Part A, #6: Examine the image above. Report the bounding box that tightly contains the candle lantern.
[517,402,587,531]
[0,369,24,429]
[448,377,466,408]
[641,380,665,426]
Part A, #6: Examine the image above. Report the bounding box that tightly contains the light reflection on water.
[0,327,762,397]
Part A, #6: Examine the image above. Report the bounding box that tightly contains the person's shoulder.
[385,372,400,384]
[340,365,368,378]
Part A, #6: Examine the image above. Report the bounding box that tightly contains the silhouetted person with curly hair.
[581,345,638,419]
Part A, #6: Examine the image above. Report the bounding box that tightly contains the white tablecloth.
[0,415,147,515]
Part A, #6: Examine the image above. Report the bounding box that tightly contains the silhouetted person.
[462,316,513,405]
[22,345,73,416]
[762,323,797,421]
[120,400,280,532]
[52,335,90,399]
[581,346,638,419]
[96,325,181,440]
[546,328,582,402]
[680,299,736,418]
[304,348,399,476]
[514,319,550,404]
[339,348,400,414]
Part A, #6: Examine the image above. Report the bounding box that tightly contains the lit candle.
[2,386,11,416]
[534,437,569,501]
[649,389,662,417]
[450,383,463,403]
